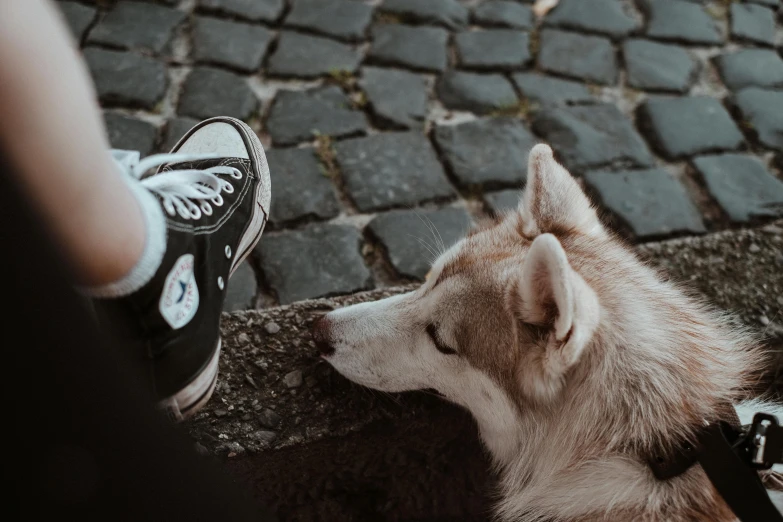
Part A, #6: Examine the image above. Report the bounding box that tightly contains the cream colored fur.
[319,144,779,521]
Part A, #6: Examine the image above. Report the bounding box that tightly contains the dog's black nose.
[311,316,335,356]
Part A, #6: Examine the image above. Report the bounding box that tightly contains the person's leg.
[1,149,277,522]
[0,0,272,419]
[0,0,144,287]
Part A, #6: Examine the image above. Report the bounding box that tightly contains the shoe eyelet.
[225,245,232,259]
[211,194,224,207]
[188,205,202,220]
[217,276,225,290]
[231,169,243,180]
[200,202,213,216]
[223,183,235,195]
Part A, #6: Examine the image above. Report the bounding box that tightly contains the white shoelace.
[112,150,243,220]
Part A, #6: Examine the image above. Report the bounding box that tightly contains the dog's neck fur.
[466,240,757,522]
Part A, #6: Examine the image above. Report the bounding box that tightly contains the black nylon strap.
[697,422,783,522]
[648,406,740,480]
[754,413,783,469]
[768,430,783,467]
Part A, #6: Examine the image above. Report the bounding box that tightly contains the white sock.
[81,175,167,298]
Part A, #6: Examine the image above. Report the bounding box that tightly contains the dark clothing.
[1,151,276,521]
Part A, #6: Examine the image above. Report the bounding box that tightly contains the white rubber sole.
[159,117,271,421]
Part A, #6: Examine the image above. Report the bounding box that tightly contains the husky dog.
[312,144,781,521]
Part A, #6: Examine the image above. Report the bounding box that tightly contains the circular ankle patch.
[159,254,199,329]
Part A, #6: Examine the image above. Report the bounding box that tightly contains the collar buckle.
[746,412,781,470]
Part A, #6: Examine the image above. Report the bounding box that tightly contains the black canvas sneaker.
[94,117,270,421]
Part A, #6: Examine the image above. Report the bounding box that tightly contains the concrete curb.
[190,222,783,455]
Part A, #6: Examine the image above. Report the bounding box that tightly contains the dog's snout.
[311,316,336,356]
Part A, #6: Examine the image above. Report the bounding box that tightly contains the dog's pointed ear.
[519,144,602,237]
[514,234,600,402]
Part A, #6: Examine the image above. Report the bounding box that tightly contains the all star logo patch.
[159,254,199,329]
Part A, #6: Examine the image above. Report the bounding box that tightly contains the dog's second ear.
[514,234,600,402]
[519,144,602,237]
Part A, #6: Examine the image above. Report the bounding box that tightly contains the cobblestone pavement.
[58,0,783,310]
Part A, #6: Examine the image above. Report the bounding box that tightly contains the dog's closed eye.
[426,324,458,355]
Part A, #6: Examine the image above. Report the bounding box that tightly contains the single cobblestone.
[178,67,257,121]
[265,321,280,334]
[642,0,722,45]
[257,224,372,304]
[638,96,744,160]
[368,208,473,280]
[512,73,592,106]
[223,442,245,455]
[284,370,303,388]
[434,117,536,188]
[532,104,654,172]
[192,16,273,73]
[284,0,373,42]
[268,32,362,79]
[693,154,783,222]
[223,261,257,312]
[198,0,284,23]
[543,0,639,40]
[335,132,455,212]
[484,189,520,215]
[250,430,278,445]
[437,71,517,114]
[58,1,97,42]
[88,1,186,54]
[584,169,706,238]
[258,409,282,429]
[161,117,199,152]
[368,25,449,73]
[538,29,617,85]
[266,86,368,146]
[455,29,531,71]
[623,39,698,93]
[359,67,428,129]
[715,49,783,91]
[733,88,783,152]
[472,1,533,29]
[379,0,468,30]
[84,48,168,109]
[104,112,157,156]
[730,2,776,46]
[266,147,340,224]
